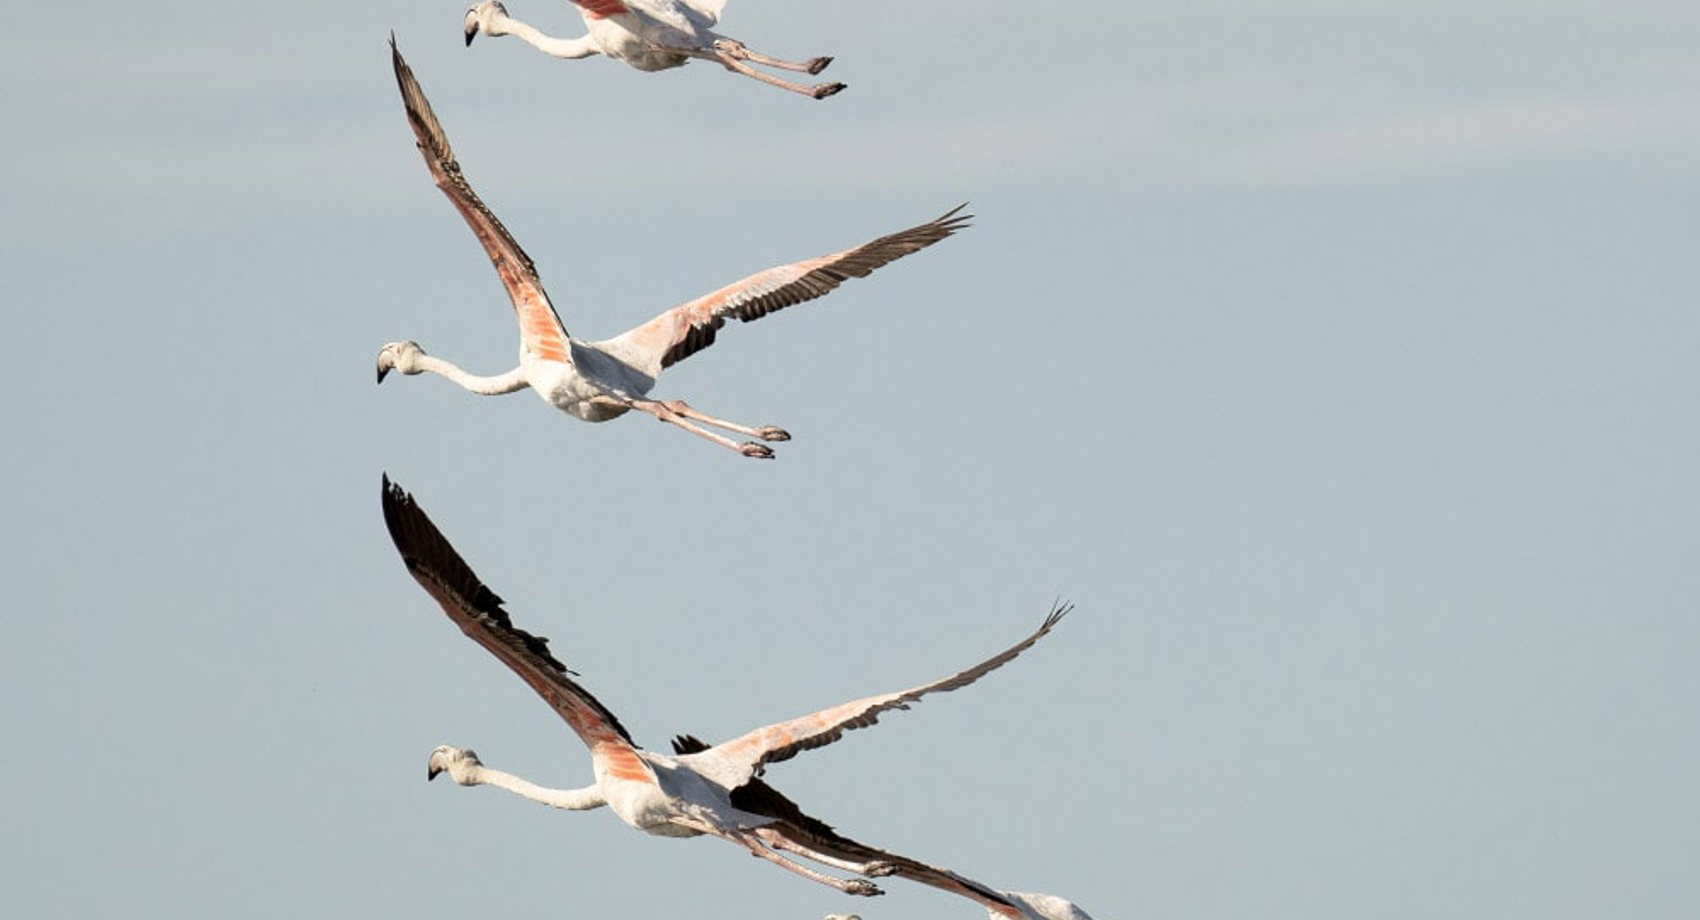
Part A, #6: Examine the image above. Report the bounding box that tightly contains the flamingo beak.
[427,763,444,781]
[464,21,480,46]
[377,364,391,384]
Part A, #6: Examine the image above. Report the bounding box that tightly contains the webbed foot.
[845,879,884,897]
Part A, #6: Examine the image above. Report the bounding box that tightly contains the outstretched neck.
[498,15,602,60]
[415,355,529,396]
[467,764,608,811]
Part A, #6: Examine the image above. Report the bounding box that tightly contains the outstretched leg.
[755,827,898,877]
[588,392,780,458]
[678,46,845,99]
[678,820,884,896]
[639,399,775,458]
[661,399,789,443]
[756,820,1024,918]
[712,37,833,74]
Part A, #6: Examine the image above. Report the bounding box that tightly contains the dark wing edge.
[388,37,569,339]
[379,474,637,747]
[656,204,973,369]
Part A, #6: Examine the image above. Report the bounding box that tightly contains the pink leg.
[587,390,781,458]
[660,399,789,443]
[632,398,778,459]
[682,821,883,896]
[712,37,833,74]
[678,47,845,98]
[756,827,898,877]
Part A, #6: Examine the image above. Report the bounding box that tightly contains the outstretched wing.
[390,38,572,365]
[381,476,654,784]
[599,205,971,377]
[682,601,1068,789]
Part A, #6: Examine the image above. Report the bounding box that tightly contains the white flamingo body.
[464,0,844,97]
[378,41,967,457]
[382,475,1071,917]
[575,0,722,70]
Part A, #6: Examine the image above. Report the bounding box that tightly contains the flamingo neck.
[415,355,528,396]
[498,15,602,59]
[467,764,608,811]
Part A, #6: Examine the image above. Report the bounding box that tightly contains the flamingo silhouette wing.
[681,601,1068,789]
[391,39,572,365]
[602,205,971,376]
[382,476,652,781]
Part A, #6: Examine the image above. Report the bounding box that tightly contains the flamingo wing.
[600,205,971,377]
[381,476,653,782]
[391,39,572,366]
[682,601,1068,788]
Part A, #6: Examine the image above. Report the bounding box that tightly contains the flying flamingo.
[381,474,1070,917]
[377,40,968,458]
[827,893,1096,920]
[462,0,846,99]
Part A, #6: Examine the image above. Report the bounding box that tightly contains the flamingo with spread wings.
[381,475,1070,917]
[463,0,846,99]
[377,40,969,458]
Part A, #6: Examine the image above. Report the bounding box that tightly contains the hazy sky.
[4,3,1697,919]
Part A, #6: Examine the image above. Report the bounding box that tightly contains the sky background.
[4,2,1698,918]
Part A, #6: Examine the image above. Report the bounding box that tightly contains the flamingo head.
[375,340,424,383]
[464,1,510,46]
[427,745,483,784]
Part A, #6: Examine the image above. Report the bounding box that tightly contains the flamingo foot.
[757,426,791,442]
[739,442,777,459]
[812,82,847,99]
[862,861,899,877]
[845,880,884,897]
[807,56,833,74]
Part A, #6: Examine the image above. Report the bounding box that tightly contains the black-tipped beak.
[428,764,444,781]
[377,365,390,384]
[464,23,479,46]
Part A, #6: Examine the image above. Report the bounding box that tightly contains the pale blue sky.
[3,2,1697,919]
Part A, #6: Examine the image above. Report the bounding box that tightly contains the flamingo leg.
[677,820,884,896]
[711,38,833,75]
[738,835,885,896]
[755,827,898,877]
[659,399,790,443]
[625,397,780,459]
[677,47,845,99]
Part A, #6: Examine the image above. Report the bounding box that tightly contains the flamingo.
[462,0,846,99]
[377,40,968,459]
[380,474,1071,917]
